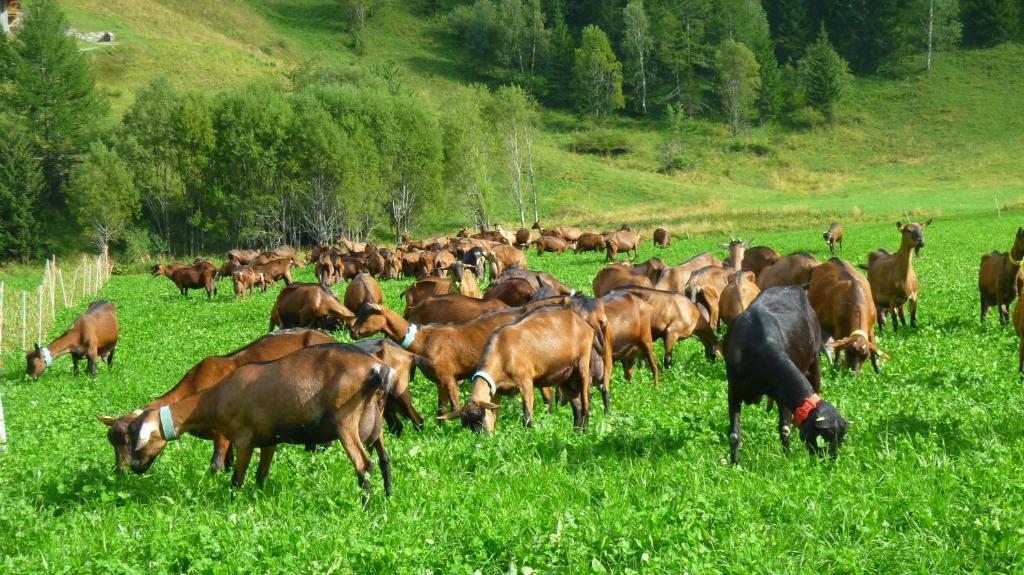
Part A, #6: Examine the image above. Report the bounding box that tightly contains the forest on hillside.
[2,0,1023,260]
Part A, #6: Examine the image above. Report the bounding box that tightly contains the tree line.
[442,0,1018,126]
[0,0,544,261]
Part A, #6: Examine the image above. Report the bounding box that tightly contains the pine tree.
[755,44,783,122]
[798,26,851,120]
[764,0,809,62]
[0,126,44,262]
[0,0,108,204]
[572,25,625,120]
[961,0,1019,46]
[68,142,140,258]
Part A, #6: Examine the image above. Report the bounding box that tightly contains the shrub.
[788,106,826,128]
[569,129,632,156]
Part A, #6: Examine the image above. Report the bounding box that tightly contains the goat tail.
[369,363,395,395]
[856,263,869,270]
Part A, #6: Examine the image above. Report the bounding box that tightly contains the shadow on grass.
[875,412,973,456]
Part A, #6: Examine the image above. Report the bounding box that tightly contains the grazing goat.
[483,277,538,306]
[592,264,653,298]
[152,262,217,298]
[537,235,571,256]
[823,223,843,255]
[724,286,848,465]
[403,277,453,308]
[487,245,529,278]
[441,305,605,432]
[685,265,733,329]
[448,261,482,298]
[345,273,383,313]
[612,286,719,368]
[605,227,641,261]
[1014,292,1024,377]
[250,258,295,286]
[653,228,671,248]
[227,249,261,265]
[533,222,583,242]
[979,227,1024,325]
[269,283,354,332]
[756,252,820,290]
[600,293,660,387]
[809,258,887,374]
[27,300,118,379]
[127,346,395,504]
[405,293,509,325]
[493,269,574,296]
[718,271,760,327]
[232,267,266,299]
[864,220,931,331]
[632,257,667,284]
[514,227,536,248]
[461,247,488,282]
[574,232,608,254]
[351,303,525,415]
[98,329,333,473]
[741,246,782,280]
[251,245,298,267]
[654,252,722,295]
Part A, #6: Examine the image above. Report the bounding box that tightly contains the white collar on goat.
[401,324,418,350]
[40,346,53,367]
[849,329,868,339]
[473,371,497,395]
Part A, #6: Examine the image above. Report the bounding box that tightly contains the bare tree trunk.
[525,127,539,225]
[926,0,934,71]
[639,49,648,113]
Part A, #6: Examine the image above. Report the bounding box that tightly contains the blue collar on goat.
[159,406,178,441]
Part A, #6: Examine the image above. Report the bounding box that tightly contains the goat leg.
[106,346,116,368]
[255,445,277,486]
[372,436,392,497]
[71,353,82,376]
[728,399,742,465]
[520,380,536,428]
[230,440,255,488]
[87,353,99,377]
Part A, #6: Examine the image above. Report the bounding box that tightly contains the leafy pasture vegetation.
[1,213,1023,572]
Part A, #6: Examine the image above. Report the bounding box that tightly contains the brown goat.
[351,304,527,415]
[719,238,752,269]
[574,232,607,254]
[218,259,242,279]
[605,228,641,261]
[251,245,298,267]
[227,248,261,264]
[232,267,266,298]
[340,237,369,255]
[493,269,575,296]
[601,293,660,386]
[654,252,722,295]
[250,258,294,286]
[612,286,719,368]
[152,262,217,298]
[632,257,667,284]
[718,271,760,326]
[483,277,539,306]
[592,264,653,298]
[979,227,1024,325]
[26,300,118,379]
[809,258,887,374]
[757,252,821,290]
[345,273,383,313]
[533,222,583,242]
[403,277,453,308]
[405,294,509,325]
[486,245,529,277]
[1014,294,1024,377]
[441,305,604,432]
[824,223,843,255]
[865,220,931,330]
[99,329,333,473]
[127,346,395,503]
[685,265,733,328]
[653,228,671,248]
[537,235,571,256]
[741,246,782,279]
[514,227,536,248]
[448,261,482,298]
[269,283,355,332]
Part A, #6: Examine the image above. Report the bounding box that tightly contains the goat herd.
[21,219,1024,505]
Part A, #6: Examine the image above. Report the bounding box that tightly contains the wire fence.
[0,255,110,452]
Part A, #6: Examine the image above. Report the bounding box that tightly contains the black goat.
[724,286,849,464]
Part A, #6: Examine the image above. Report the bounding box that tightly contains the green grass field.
[2,212,1023,572]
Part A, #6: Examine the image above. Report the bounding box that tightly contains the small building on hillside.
[1,0,22,34]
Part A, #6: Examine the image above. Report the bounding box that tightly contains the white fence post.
[0,282,4,356]
[0,392,7,452]
[36,284,43,345]
[58,268,67,307]
[21,290,26,352]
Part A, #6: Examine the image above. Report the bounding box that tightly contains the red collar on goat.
[793,394,821,427]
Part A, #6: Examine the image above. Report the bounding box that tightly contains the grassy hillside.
[59,0,1024,234]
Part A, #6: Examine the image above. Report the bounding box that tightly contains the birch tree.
[489,85,539,227]
[622,0,652,113]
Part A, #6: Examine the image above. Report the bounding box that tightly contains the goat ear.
[97,415,118,427]
[436,409,463,421]
[744,239,754,248]
[922,219,933,228]
[896,221,903,230]
[33,342,40,352]
[478,401,500,411]
[718,243,730,249]
[695,302,711,324]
